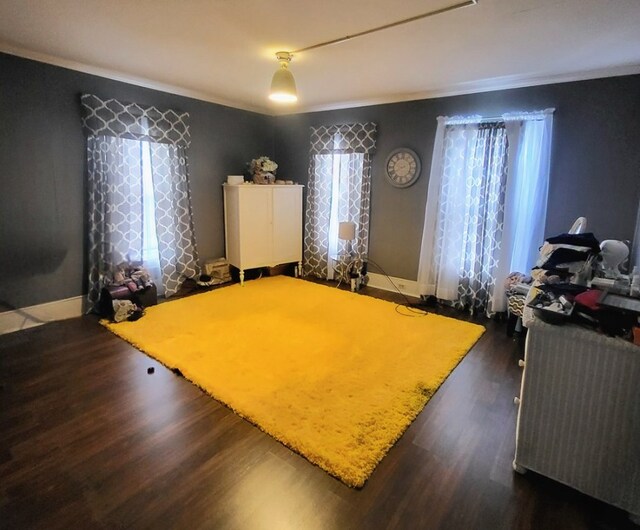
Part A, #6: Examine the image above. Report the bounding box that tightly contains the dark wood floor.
[0,282,635,529]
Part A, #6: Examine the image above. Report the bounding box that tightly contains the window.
[303,123,377,282]
[315,153,365,279]
[418,110,554,315]
[82,93,199,304]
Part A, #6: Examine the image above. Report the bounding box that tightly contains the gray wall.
[274,75,640,280]
[2,50,639,309]
[0,52,273,309]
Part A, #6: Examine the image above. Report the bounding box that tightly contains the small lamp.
[338,221,356,257]
[338,221,356,243]
[269,52,298,103]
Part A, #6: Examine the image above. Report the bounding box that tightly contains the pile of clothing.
[99,263,157,322]
[111,299,144,323]
[526,232,637,337]
[533,232,601,286]
[526,232,601,324]
[106,262,154,293]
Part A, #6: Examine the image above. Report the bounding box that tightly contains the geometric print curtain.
[428,122,508,315]
[303,122,377,281]
[80,93,191,146]
[148,142,199,297]
[85,136,142,305]
[81,94,199,304]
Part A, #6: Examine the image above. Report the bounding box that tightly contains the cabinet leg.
[298,261,303,277]
[239,270,245,286]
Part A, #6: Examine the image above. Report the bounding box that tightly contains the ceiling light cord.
[291,0,477,54]
[268,0,478,103]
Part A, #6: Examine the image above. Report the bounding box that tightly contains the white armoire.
[223,184,303,284]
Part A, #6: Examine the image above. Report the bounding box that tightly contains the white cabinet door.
[272,187,302,264]
[238,188,272,269]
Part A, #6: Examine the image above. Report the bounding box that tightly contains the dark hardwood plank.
[0,281,635,529]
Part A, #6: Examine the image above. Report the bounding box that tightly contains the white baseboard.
[0,296,85,336]
[366,273,420,298]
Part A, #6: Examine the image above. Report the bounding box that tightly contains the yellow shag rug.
[103,276,484,487]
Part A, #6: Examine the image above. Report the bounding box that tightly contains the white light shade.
[338,221,356,241]
[269,66,297,103]
[269,51,298,103]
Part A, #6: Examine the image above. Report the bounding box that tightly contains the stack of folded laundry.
[533,232,601,286]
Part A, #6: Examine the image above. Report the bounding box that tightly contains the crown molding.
[0,42,271,115]
[3,42,639,117]
[274,63,640,116]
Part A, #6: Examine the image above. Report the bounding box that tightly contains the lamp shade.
[269,52,298,103]
[338,221,356,241]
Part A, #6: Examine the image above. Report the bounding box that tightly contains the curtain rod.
[440,108,555,125]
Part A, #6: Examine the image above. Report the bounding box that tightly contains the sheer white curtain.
[493,111,554,310]
[417,109,554,315]
[140,141,164,295]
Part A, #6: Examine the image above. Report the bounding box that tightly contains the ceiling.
[1,0,639,115]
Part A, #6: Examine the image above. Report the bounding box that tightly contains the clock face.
[385,149,421,188]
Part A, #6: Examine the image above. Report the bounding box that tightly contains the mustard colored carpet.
[103,276,484,487]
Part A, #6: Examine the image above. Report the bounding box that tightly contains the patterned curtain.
[304,123,377,281]
[85,137,143,304]
[429,122,509,314]
[81,94,199,304]
[148,142,199,296]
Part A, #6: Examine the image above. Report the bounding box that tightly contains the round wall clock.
[385,148,421,188]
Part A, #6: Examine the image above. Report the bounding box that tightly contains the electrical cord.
[364,258,429,317]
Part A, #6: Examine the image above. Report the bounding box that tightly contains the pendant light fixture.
[269,51,298,103]
[267,0,478,104]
